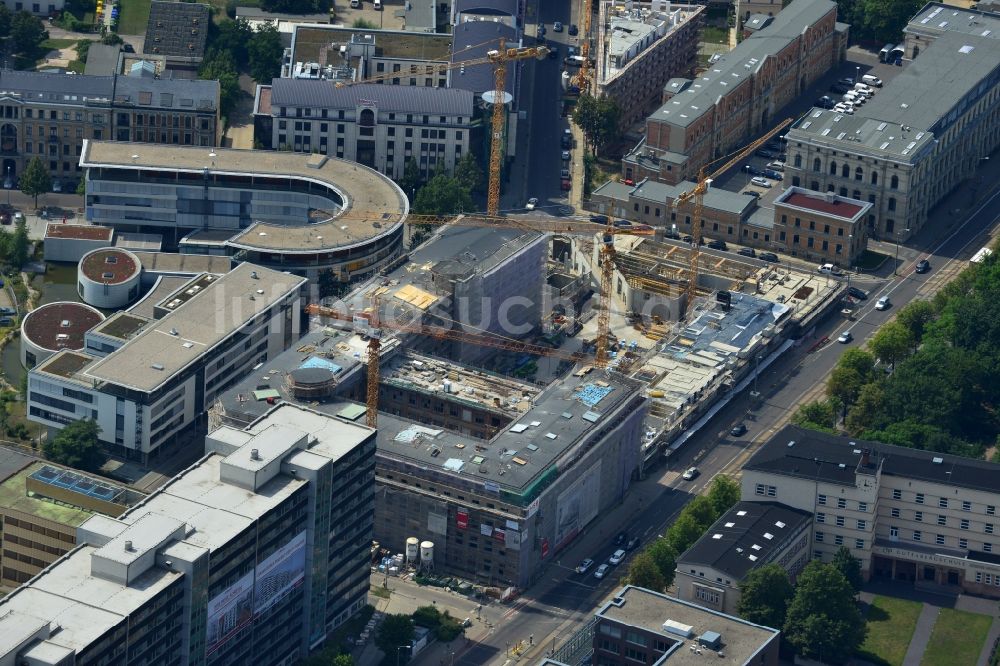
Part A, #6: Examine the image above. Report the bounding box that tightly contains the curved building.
[20,302,105,369]
[81,141,408,282]
[78,248,142,308]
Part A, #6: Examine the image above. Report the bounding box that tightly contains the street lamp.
[396,645,410,666]
[893,228,910,276]
[855,65,860,85]
[5,165,9,207]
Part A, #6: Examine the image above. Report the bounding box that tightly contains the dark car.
[816,95,836,109]
[626,537,639,551]
[561,179,571,191]
[744,165,764,176]
[616,531,628,547]
[847,286,868,300]
[568,23,578,36]
[538,25,546,36]
[759,252,779,263]
[664,229,682,240]
[560,168,570,179]
[707,239,728,251]
[548,46,558,59]
[737,247,756,258]
[915,259,931,273]
[755,149,780,159]
[590,214,609,224]
[763,169,784,181]
[743,190,761,200]
[731,423,748,437]
[830,82,852,94]
[613,220,632,228]
[682,235,693,243]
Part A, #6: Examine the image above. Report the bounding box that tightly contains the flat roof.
[596,585,780,663]
[678,501,813,580]
[21,302,105,352]
[44,224,113,241]
[775,187,869,221]
[0,462,134,526]
[290,25,453,65]
[35,351,96,382]
[126,275,194,319]
[80,248,139,285]
[89,312,150,341]
[81,141,408,255]
[131,251,232,275]
[114,233,162,251]
[80,263,305,393]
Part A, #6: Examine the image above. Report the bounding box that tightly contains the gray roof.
[0,70,114,102]
[593,178,755,217]
[84,44,122,76]
[649,0,836,128]
[401,0,436,31]
[113,74,218,111]
[0,448,35,485]
[269,80,474,116]
[236,7,330,21]
[906,1,1000,41]
[144,0,211,59]
[450,20,519,95]
[743,14,773,31]
[678,501,813,580]
[455,0,518,17]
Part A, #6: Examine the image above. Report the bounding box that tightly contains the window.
[938,515,947,526]
[835,535,844,546]
[813,158,821,172]
[989,506,996,516]
[939,498,948,509]
[936,534,945,545]
[815,531,824,542]
[836,516,845,527]
[987,524,995,535]
[818,494,827,506]
[858,502,868,512]
[915,512,923,522]
[890,174,899,189]
[755,484,776,497]
[890,526,898,538]
[857,519,867,530]
[871,171,878,185]
[817,513,826,524]
[960,538,968,549]
[794,154,802,168]
[891,508,901,518]
[913,530,922,541]
[888,197,897,212]
[695,586,721,605]
[893,489,902,500]
[963,501,972,511]
[916,493,925,504]
[856,539,864,549]
[986,543,993,553]
[962,519,970,530]
[837,498,847,509]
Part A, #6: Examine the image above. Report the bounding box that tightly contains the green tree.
[352,18,377,28]
[19,156,51,209]
[737,564,794,630]
[199,50,241,117]
[791,397,841,433]
[706,475,740,516]
[666,513,704,555]
[645,539,677,587]
[868,321,914,369]
[11,11,46,53]
[0,5,12,37]
[784,561,866,664]
[413,174,472,217]
[572,94,621,156]
[76,39,91,63]
[826,349,876,412]
[211,18,252,63]
[101,32,123,45]
[454,152,483,193]
[831,546,864,593]
[42,419,105,472]
[261,0,331,14]
[627,551,666,591]
[398,157,422,198]
[248,23,283,83]
[375,614,414,664]
[845,381,885,435]
[332,655,354,666]
[849,0,924,42]
[11,216,29,269]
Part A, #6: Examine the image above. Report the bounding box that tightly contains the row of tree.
[834,0,926,43]
[626,476,741,592]
[738,549,865,664]
[794,245,1000,459]
[199,19,284,116]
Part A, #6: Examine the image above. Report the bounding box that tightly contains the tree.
[11,216,29,269]
[413,174,473,217]
[572,94,620,156]
[42,419,105,472]
[784,561,866,664]
[261,0,331,15]
[375,614,414,664]
[628,552,666,591]
[352,18,377,28]
[666,513,704,555]
[645,539,677,587]
[454,152,483,193]
[831,546,864,593]
[845,381,885,435]
[199,50,241,117]
[685,495,720,530]
[791,397,841,433]
[398,158,422,198]
[101,32,123,45]
[76,39,91,63]
[868,321,914,369]
[848,0,924,42]
[332,656,354,666]
[19,156,51,209]
[11,11,46,53]
[0,5,12,38]
[707,475,740,516]
[827,364,867,412]
[248,23,283,83]
[737,564,793,630]
[211,18,252,63]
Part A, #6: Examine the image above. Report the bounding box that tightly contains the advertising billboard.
[206,571,254,655]
[554,460,602,550]
[254,530,307,615]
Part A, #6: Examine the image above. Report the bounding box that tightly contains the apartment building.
[784,4,1000,240]
[622,0,846,186]
[772,187,870,264]
[2,0,62,15]
[0,403,376,665]
[595,2,705,131]
[0,70,218,188]
[255,80,474,180]
[740,425,1000,598]
[736,0,785,24]
[592,585,781,665]
[26,263,306,463]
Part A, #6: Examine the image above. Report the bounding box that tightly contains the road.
[431,164,1000,666]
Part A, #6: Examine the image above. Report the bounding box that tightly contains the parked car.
[0,212,9,225]
[830,82,852,94]
[737,247,756,258]
[616,531,628,546]
[744,164,764,176]
[755,149,780,159]
[0,317,12,327]
[553,21,563,32]
[759,252,779,263]
[548,46,558,59]
[837,330,853,344]
[575,558,594,574]
[594,563,610,579]
[763,169,783,181]
[862,74,882,87]
[560,168,570,179]
[915,259,931,273]
[743,190,761,200]
[767,160,785,171]
[0,307,14,316]
[854,82,874,95]
[561,150,571,161]
[816,95,836,109]
[731,423,748,436]
[52,180,62,193]
[664,228,682,240]
[817,262,842,275]
[525,197,538,210]
[833,103,854,115]
[589,214,609,224]
[750,176,772,188]
[626,537,639,551]
[707,239,728,251]
[568,23,578,35]
[609,549,626,566]
[2,178,10,190]
[875,296,891,310]
[561,179,571,191]
[682,467,700,480]
[847,286,868,300]
[538,24,546,36]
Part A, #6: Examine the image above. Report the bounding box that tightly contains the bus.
[971,247,993,264]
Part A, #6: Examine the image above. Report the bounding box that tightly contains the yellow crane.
[574,0,595,91]
[674,119,793,315]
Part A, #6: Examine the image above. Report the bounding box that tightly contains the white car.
[767,161,785,171]
[575,558,594,574]
[817,263,843,275]
[682,466,699,480]
[875,296,890,310]
[525,197,538,210]
[750,176,772,188]
[837,331,853,344]
[594,563,610,579]
[834,104,854,115]
[609,549,626,566]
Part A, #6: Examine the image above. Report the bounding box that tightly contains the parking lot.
[334,0,405,30]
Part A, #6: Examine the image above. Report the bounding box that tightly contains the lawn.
[701,25,729,44]
[856,595,923,666]
[117,0,151,35]
[921,608,993,666]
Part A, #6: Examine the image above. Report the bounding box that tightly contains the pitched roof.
[269,80,474,116]
[113,75,218,112]
[0,70,114,101]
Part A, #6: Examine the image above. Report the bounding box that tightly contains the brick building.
[772,187,870,264]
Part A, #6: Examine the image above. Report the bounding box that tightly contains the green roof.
[0,463,96,527]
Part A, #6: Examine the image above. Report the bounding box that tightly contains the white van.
[350,0,360,6]
[373,0,382,8]
[861,74,882,87]
[854,82,873,95]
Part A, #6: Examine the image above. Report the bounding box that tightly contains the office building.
[20,301,105,369]
[622,0,846,186]
[772,187,870,263]
[592,585,781,665]
[80,140,408,281]
[0,403,376,664]
[254,80,474,180]
[26,263,306,463]
[0,70,218,188]
[595,2,705,131]
[738,425,1000,598]
[143,1,211,72]
[674,501,812,615]
[0,458,144,592]
[783,3,1000,240]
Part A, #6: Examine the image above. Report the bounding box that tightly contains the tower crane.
[674,118,793,315]
[573,0,595,91]
[334,41,548,216]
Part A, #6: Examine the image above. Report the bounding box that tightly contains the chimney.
[124,540,133,552]
[250,448,261,461]
[861,449,870,467]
